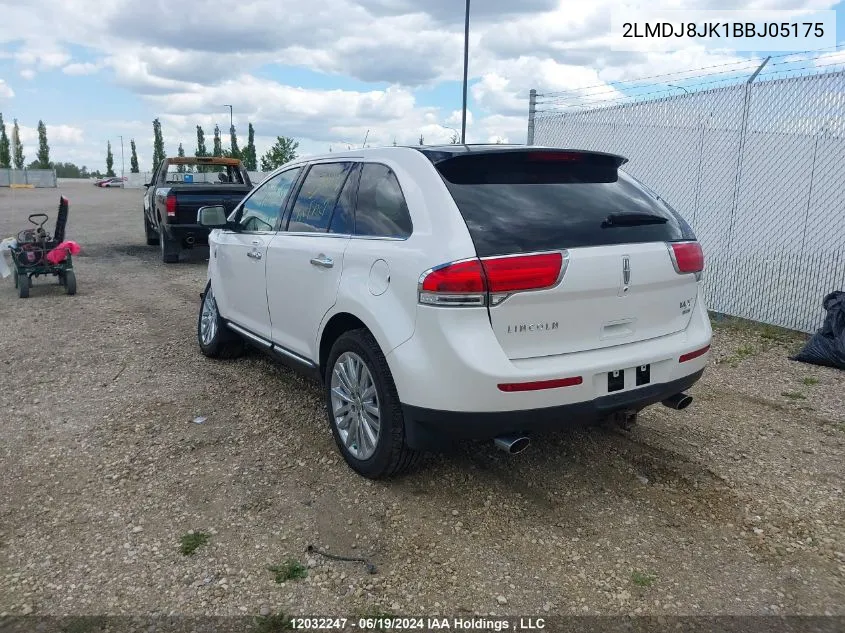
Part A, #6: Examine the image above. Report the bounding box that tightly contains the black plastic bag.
[791,291,845,370]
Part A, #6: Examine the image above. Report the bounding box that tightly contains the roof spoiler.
[419,147,628,168]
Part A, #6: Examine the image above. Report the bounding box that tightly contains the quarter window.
[239,168,301,232]
[288,163,353,233]
[354,164,412,238]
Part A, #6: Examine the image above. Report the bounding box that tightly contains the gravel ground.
[1,182,844,619]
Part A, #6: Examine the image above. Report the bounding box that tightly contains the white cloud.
[0,79,14,100]
[63,62,101,76]
[20,69,36,80]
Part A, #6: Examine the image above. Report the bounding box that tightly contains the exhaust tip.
[494,435,531,455]
[662,393,693,410]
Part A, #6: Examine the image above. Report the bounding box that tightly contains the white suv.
[196,145,711,478]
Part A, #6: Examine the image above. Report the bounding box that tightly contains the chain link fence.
[0,169,57,188]
[532,69,845,333]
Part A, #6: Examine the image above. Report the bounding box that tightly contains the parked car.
[94,176,126,187]
[142,157,253,262]
[195,145,712,478]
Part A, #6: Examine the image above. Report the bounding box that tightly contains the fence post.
[24,168,28,185]
[720,57,770,298]
[527,89,537,145]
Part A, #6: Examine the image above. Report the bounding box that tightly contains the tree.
[449,131,460,144]
[176,142,186,172]
[229,125,240,159]
[0,114,11,168]
[105,141,115,177]
[12,119,24,169]
[151,118,165,171]
[259,136,298,171]
[36,120,50,168]
[242,123,257,170]
[212,125,223,157]
[51,162,89,178]
[129,138,139,173]
[418,134,424,146]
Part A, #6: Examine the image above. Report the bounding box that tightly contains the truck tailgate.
[172,186,252,224]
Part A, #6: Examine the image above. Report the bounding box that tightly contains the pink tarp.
[46,241,81,265]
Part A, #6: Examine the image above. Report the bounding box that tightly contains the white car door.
[212,167,303,340]
[266,161,356,361]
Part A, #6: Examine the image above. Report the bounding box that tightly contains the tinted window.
[239,168,301,231]
[328,165,359,234]
[435,151,692,257]
[287,163,352,233]
[355,164,412,238]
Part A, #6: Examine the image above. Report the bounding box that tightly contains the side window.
[239,167,301,232]
[328,165,359,234]
[354,164,413,238]
[288,162,352,233]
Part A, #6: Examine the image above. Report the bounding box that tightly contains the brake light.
[498,376,583,392]
[679,344,710,363]
[166,192,177,217]
[527,152,584,162]
[418,252,565,307]
[482,253,562,293]
[669,241,704,274]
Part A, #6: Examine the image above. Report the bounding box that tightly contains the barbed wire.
[535,44,845,109]
[536,57,845,114]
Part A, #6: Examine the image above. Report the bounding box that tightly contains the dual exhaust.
[491,392,693,455]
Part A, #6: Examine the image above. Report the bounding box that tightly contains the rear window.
[434,151,692,257]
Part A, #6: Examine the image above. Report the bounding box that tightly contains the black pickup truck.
[143,156,253,262]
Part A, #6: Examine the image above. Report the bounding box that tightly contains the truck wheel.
[18,273,29,298]
[159,226,179,263]
[145,215,159,246]
[197,282,244,359]
[64,270,77,296]
[325,329,421,479]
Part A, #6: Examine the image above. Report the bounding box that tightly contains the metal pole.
[223,105,233,129]
[669,84,690,94]
[460,0,470,144]
[119,135,125,179]
[527,89,537,145]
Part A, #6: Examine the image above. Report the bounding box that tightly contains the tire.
[18,273,29,298]
[197,282,244,359]
[325,329,421,479]
[64,270,77,296]
[159,224,179,263]
[145,214,159,246]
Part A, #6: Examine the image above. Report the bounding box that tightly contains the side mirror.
[143,183,151,188]
[197,205,228,228]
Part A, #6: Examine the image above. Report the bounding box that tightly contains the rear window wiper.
[601,213,668,228]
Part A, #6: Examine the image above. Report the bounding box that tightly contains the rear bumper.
[402,368,703,447]
[162,223,209,245]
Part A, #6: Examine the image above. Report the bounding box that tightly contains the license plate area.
[608,370,624,393]
[607,364,651,393]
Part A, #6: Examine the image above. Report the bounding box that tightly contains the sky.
[0,0,843,173]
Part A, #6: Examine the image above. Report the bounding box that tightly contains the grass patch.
[719,344,757,366]
[251,613,293,632]
[781,391,807,400]
[801,376,820,386]
[267,560,308,583]
[631,571,657,587]
[179,531,210,556]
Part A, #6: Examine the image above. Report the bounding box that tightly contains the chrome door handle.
[310,255,334,268]
[247,251,262,260]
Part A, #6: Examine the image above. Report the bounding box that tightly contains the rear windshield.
[433,151,693,257]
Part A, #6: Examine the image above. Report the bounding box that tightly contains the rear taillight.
[679,344,710,363]
[166,193,177,218]
[498,376,583,392]
[418,252,565,307]
[668,241,704,276]
[419,259,486,307]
